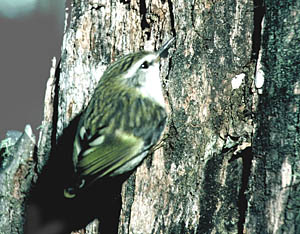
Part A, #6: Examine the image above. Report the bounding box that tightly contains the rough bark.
[1,0,300,233]
[0,126,36,233]
[245,1,300,233]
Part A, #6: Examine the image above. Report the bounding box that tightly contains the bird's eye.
[140,61,149,69]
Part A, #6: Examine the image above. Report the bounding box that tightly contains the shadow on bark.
[25,115,126,234]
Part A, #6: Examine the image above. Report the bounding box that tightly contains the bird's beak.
[155,37,176,62]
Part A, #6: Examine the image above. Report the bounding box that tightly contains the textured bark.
[245,1,300,234]
[0,126,36,233]
[1,0,300,233]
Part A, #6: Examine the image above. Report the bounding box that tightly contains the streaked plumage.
[64,38,174,198]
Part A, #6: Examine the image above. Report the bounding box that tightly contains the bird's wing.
[73,125,144,186]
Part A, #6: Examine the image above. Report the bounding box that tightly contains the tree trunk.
[245,1,300,233]
[0,126,36,233]
[1,0,299,233]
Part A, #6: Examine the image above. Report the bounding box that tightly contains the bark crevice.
[251,0,265,60]
[167,0,176,37]
[237,147,253,234]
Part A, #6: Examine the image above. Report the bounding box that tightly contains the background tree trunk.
[1,0,300,233]
[245,1,300,233]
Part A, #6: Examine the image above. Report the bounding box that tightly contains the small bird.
[64,38,175,198]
